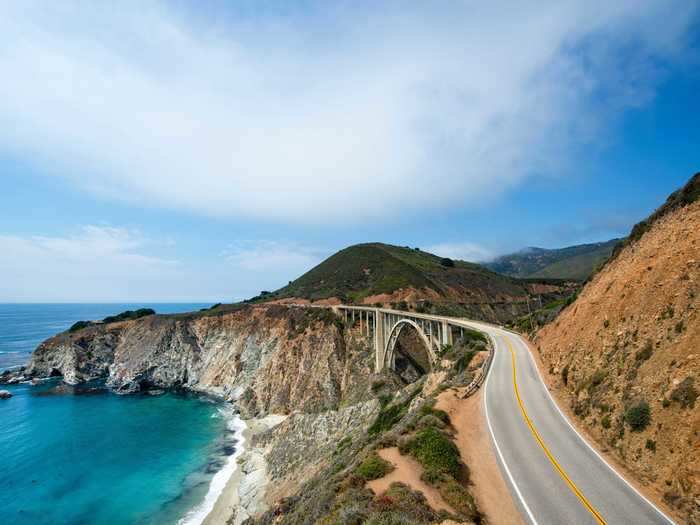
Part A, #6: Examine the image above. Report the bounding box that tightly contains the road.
[455,320,674,525]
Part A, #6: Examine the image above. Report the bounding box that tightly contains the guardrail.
[459,332,495,399]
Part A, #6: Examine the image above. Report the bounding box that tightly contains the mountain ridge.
[485,238,622,280]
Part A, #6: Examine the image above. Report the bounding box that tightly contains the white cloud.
[0,1,696,223]
[222,240,323,278]
[425,242,495,263]
[0,226,183,301]
[0,226,325,302]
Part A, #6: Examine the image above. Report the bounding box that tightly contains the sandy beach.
[201,414,287,525]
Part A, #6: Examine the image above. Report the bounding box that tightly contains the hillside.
[535,173,700,523]
[486,238,621,280]
[267,242,576,323]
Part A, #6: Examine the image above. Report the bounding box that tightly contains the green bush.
[404,427,463,480]
[625,401,651,432]
[437,478,479,521]
[368,404,406,435]
[368,389,420,436]
[103,308,155,324]
[355,453,394,481]
[670,377,698,409]
[68,320,91,333]
[418,403,450,425]
[440,258,455,268]
[645,439,656,453]
[601,415,611,429]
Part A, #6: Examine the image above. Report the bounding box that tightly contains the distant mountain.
[262,242,577,323]
[485,239,622,280]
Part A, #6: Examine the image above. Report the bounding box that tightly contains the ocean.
[0,304,242,525]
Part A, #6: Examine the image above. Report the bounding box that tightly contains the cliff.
[22,305,375,416]
[536,175,700,523]
[6,302,495,524]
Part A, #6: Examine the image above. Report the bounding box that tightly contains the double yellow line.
[505,338,607,525]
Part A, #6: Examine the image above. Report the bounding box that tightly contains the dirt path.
[366,447,456,514]
[436,388,524,525]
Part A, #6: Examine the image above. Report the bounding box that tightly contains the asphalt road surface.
[458,321,674,525]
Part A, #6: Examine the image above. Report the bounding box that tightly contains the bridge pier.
[333,305,462,373]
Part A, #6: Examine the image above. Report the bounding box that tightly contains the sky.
[1,1,699,302]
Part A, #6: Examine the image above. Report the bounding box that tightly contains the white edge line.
[511,334,677,525]
[482,333,539,525]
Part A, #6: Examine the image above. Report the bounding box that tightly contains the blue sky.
[0,1,698,302]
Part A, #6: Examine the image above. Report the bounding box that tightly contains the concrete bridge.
[329,305,476,372]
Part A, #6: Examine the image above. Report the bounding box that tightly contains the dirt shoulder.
[435,388,524,525]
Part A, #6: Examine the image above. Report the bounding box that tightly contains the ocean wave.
[178,406,247,525]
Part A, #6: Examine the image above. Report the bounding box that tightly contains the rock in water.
[0,390,12,399]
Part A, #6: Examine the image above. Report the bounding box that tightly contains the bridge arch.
[384,319,436,373]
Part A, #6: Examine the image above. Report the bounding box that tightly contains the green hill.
[270,243,567,305]
[485,239,622,280]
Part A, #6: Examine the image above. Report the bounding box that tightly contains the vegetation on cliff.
[68,308,156,332]
[247,331,489,525]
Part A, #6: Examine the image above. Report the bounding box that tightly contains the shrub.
[603,319,610,328]
[417,414,447,430]
[437,478,479,521]
[368,404,406,435]
[403,427,463,480]
[440,258,455,268]
[378,394,393,408]
[69,320,91,333]
[662,398,671,408]
[625,401,651,432]
[590,370,607,388]
[103,308,155,324]
[368,389,420,436]
[454,351,476,374]
[336,436,352,454]
[635,340,653,362]
[561,365,569,386]
[670,377,698,409]
[418,402,450,425]
[645,439,656,453]
[371,379,387,393]
[601,415,611,429]
[356,453,394,481]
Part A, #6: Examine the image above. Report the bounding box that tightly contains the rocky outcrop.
[536,195,700,523]
[19,305,376,417]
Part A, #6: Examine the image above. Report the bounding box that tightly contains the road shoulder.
[436,387,525,525]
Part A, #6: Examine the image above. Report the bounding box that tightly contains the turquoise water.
[0,304,238,525]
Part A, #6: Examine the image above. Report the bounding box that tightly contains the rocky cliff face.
[536,197,700,522]
[23,305,375,417]
[14,304,389,524]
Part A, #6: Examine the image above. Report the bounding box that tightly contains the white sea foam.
[179,406,246,525]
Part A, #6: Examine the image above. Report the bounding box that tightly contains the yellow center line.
[505,337,607,525]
